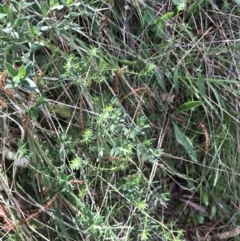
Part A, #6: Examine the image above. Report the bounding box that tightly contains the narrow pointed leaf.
[173,122,198,162]
[176,101,203,113]
[5,62,17,77]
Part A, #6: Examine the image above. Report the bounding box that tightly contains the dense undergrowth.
[0,0,240,240]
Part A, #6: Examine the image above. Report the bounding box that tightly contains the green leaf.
[173,67,179,95]
[154,66,166,91]
[200,188,209,206]
[31,42,44,53]
[197,78,206,96]
[40,1,48,17]
[176,101,203,113]
[67,0,73,5]
[40,26,52,31]
[18,65,26,79]
[4,62,17,77]
[13,76,20,84]
[25,62,33,76]
[5,83,17,89]
[50,103,72,118]
[186,0,206,18]
[173,122,198,162]
[70,157,82,171]
[6,76,20,88]
[210,205,217,219]
[232,0,240,5]
[144,10,174,39]
[161,11,175,21]
[16,16,34,25]
[23,78,38,92]
[153,12,174,38]
[193,214,204,224]
[22,2,35,8]
[144,9,154,24]
[51,5,65,10]
[173,0,187,11]
[50,0,58,8]
[208,82,224,121]
[6,8,14,24]
[0,14,7,20]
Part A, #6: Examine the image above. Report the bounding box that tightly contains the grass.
[0,0,240,240]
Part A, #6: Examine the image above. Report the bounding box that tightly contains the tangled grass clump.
[0,0,240,240]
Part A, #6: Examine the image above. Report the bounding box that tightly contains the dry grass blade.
[206,226,240,240]
[0,203,15,233]
[18,193,58,226]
